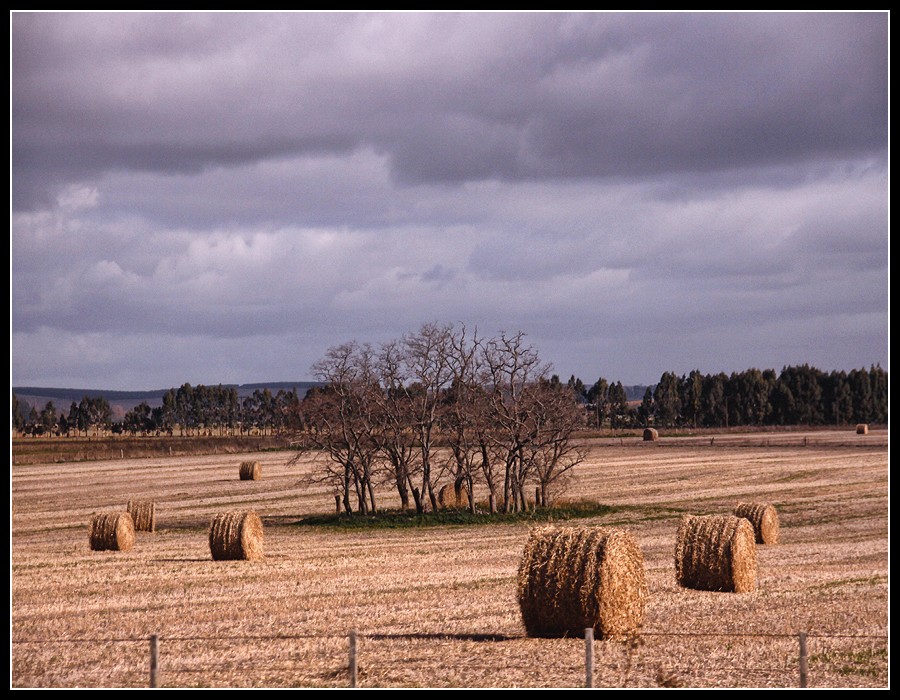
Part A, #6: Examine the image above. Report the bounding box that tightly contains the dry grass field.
[11,430,888,688]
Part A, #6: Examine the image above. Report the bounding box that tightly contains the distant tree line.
[293,323,585,516]
[12,362,886,440]
[569,364,887,429]
[124,384,303,436]
[12,395,112,437]
[11,384,303,437]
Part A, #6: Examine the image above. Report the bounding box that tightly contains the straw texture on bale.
[438,483,470,508]
[239,460,262,480]
[856,423,869,435]
[126,500,156,532]
[643,428,659,442]
[674,514,757,593]
[517,526,647,639]
[89,512,135,552]
[209,511,264,561]
[733,502,779,545]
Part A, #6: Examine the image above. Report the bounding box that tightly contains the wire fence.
[12,628,888,688]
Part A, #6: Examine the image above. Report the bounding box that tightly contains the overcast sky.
[11,12,889,391]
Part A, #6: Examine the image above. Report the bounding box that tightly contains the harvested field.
[11,429,888,688]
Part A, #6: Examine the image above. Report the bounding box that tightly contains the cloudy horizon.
[11,12,889,391]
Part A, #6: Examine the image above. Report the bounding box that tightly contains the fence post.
[798,631,808,688]
[335,494,342,514]
[150,634,159,688]
[349,629,358,688]
[584,627,594,688]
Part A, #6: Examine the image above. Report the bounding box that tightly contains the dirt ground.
[10,429,888,688]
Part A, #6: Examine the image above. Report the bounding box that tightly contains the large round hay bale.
[517,526,647,639]
[437,484,452,508]
[239,460,262,480]
[674,514,756,593]
[209,511,264,561]
[856,423,869,435]
[643,428,659,442]
[89,512,135,552]
[733,502,779,545]
[127,500,156,532]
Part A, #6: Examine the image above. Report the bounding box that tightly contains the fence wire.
[11,629,889,688]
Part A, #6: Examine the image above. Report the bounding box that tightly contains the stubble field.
[11,430,889,688]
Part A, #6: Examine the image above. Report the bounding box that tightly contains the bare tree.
[480,331,551,513]
[293,342,382,515]
[524,379,586,507]
[373,339,420,511]
[401,323,455,513]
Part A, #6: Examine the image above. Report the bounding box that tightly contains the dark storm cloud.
[12,13,887,210]
[11,12,888,389]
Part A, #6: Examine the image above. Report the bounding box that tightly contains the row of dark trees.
[292,324,585,516]
[12,395,112,437]
[11,385,303,437]
[147,384,302,436]
[568,364,888,429]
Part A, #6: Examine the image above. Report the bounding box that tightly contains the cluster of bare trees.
[292,324,585,516]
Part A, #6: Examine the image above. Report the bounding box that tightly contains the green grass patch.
[809,645,887,679]
[292,499,620,529]
[812,574,888,591]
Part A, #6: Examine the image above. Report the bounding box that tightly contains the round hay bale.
[733,502,779,545]
[454,477,470,508]
[517,526,647,639]
[209,511,264,561]
[674,514,757,593]
[437,482,470,508]
[126,499,156,533]
[239,460,262,480]
[643,428,659,442]
[89,512,135,552]
[856,423,869,435]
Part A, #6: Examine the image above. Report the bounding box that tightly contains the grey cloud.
[11,13,888,390]
[12,13,888,211]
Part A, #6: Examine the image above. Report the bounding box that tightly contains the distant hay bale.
[733,502,779,545]
[517,526,647,639]
[438,482,470,508]
[437,484,452,508]
[209,511,264,561]
[643,428,659,442]
[89,512,135,552]
[856,423,869,435]
[239,460,262,480]
[674,514,756,593]
[126,500,156,532]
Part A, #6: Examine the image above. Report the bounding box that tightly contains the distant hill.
[12,382,322,423]
[623,385,651,401]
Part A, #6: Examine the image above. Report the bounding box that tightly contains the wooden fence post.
[584,627,594,688]
[150,634,159,688]
[349,629,358,688]
[335,494,342,514]
[798,631,808,688]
